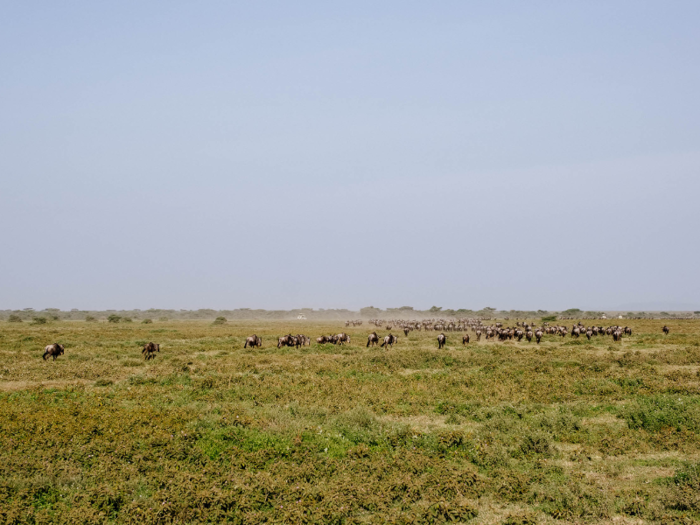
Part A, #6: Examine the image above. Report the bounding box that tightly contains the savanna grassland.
[1,319,699,524]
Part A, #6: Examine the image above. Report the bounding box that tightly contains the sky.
[1,1,699,312]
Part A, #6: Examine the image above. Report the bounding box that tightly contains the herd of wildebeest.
[38,319,673,362]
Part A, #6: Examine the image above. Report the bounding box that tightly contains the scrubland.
[1,319,699,524]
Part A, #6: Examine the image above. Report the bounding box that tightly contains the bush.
[541,315,558,323]
[8,314,22,323]
[141,318,153,324]
[623,395,700,432]
[212,316,227,325]
[519,432,552,457]
[672,462,700,490]
[30,317,47,325]
[122,317,133,323]
[158,317,169,322]
[85,315,97,322]
[107,315,121,323]
[333,407,383,445]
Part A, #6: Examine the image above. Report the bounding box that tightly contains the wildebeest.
[278,334,296,348]
[244,335,262,348]
[526,330,533,343]
[663,325,670,335]
[475,329,482,341]
[535,329,543,344]
[381,334,398,349]
[624,327,632,336]
[142,342,160,360]
[403,327,410,337]
[43,343,65,361]
[612,330,623,342]
[367,332,379,347]
[462,334,470,345]
[437,333,446,349]
[336,333,351,345]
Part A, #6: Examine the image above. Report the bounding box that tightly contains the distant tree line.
[1,307,698,322]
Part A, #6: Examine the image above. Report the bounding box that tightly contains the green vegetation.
[0,318,699,523]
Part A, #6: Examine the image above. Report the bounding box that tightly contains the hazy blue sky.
[1,2,699,311]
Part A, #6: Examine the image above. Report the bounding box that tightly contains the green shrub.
[333,407,383,445]
[107,315,121,323]
[519,432,552,457]
[672,462,700,490]
[85,315,97,322]
[8,314,22,323]
[212,316,227,325]
[141,318,153,324]
[623,395,700,432]
[30,317,47,325]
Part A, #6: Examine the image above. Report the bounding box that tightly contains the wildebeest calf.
[437,333,446,349]
[142,342,160,360]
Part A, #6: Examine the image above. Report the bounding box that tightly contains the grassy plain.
[1,319,699,524]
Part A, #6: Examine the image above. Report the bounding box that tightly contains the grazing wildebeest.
[278,334,294,348]
[381,334,398,349]
[403,327,410,337]
[437,333,446,349]
[367,332,379,347]
[535,329,543,344]
[475,329,482,341]
[462,334,470,345]
[612,330,623,342]
[586,329,593,340]
[244,335,262,348]
[142,342,160,360]
[526,330,533,343]
[663,325,670,335]
[317,335,329,344]
[43,343,65,361]
[336,333,350,345]
[624,327,632,336]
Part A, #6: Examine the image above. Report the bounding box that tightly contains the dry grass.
[0,319,699,523]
